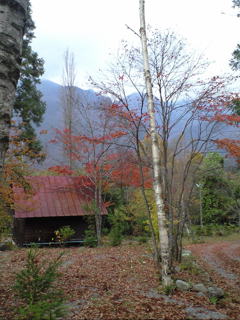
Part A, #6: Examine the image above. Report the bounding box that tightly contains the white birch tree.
[139,0,172,286]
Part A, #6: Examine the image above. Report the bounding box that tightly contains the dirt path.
[188,240,240,291]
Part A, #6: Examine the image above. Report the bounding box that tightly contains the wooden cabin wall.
[14,216,89,245]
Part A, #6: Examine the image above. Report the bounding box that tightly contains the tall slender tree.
[60,49,78,169]
[139,0,172,286]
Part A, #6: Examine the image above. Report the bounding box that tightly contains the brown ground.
[0,238,240,320]
[188,241,240,286]
[187,239,240,319]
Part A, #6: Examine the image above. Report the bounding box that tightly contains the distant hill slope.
[36,80,112,168]
[35,80,238,169]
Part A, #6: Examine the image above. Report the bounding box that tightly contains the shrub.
[179,256,202,275]
[84,229,97,247]
[209,296,219,305]
[192,224,239,238]
[54,225,75,243]
[107,206,130,236]
[0,209,12,241]
[109,224,122,246]
[14,247,66,320]
[163,283,176,295]
[136,235,148,244]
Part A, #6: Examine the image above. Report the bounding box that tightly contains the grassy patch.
[183,231,240,246]
[179,256,203,276]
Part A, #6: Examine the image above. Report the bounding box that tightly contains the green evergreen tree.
[198,153,234,224]
[13,3,46,162]
[14,247,66,320]
[230,1,240,69]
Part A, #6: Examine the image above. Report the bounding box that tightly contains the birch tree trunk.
[0,0,28,174]
[139,0,172,286]
[136,146,161,268]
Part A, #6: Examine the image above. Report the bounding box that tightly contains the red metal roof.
[14,176,107,218]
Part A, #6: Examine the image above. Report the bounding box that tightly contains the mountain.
[35,80,238,169]
[121,92,239,167]
[35,80,112,168]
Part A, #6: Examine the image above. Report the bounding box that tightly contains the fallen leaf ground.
[187,240,240,320]
[0,239,239,320]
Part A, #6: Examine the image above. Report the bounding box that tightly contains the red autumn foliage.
[199,92,240,162]
[109,153,152,188]
[48,165,74,175]
[213,139,240,163]
[106,104,149,128]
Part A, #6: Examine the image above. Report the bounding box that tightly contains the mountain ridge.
[36,79,112,167]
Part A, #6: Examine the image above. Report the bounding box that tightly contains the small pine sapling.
[14,247,67,320]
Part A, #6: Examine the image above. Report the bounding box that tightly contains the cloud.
[31,0,239,86]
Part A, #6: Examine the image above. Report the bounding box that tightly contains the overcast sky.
[31,0,239,89]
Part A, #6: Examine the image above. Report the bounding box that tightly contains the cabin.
[13,176,107,246]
